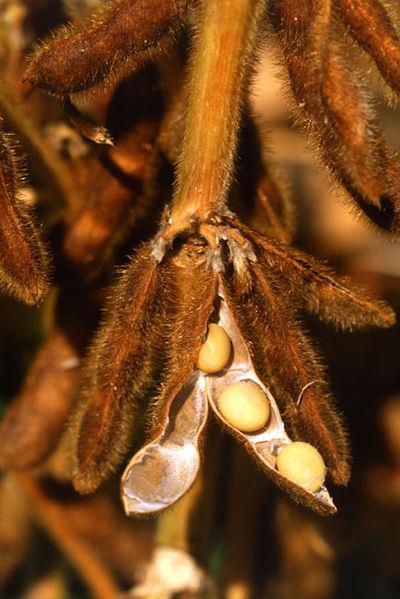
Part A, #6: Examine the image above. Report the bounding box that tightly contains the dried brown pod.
[0,285,99,471]
[0,329,80,470]
[70,244,167,493]
[69,215,394,516]
[0,129,49,305]
[336,0,400,95]
[234,219,396,332]
[24,0,190,97]
[269,0,400,234]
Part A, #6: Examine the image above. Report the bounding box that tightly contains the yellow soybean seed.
[218,381,270,432]
[276,442,326,493]
[196,324,232,373]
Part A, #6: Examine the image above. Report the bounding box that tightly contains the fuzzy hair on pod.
[24,0,191,96]
[70,244,167,493]
[269,0,400,234]
[222,258,350,486]
[144,245,218,438]
[236,221,396,331]
[336,0,400,95]
[71,241,217,495]
[0,129,49,305]
[120,247,217,515]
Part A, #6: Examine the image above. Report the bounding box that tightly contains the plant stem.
[170,0,263,225]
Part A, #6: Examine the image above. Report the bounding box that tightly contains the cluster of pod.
[121,274,334,517]
[69,214,394,519]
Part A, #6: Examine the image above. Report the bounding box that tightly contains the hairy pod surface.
[269,0,400,234]
[232,219,396,332]
[220,263,350,487]
[25,0,190,96]
[122,246,217,513]
[120,230,365,516]
[336,0,400,95]
[71,244,167,493]
[0,130,49,305]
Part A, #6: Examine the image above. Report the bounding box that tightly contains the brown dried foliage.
[63,69,164,272]
[0,130,49,305]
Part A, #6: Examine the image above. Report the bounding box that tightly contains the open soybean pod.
[207,286,336,516]
[121,274,337,517]
[0,129,49,305]
[71,244,168,494]
[121,250,217,515]
[25,0,191,97]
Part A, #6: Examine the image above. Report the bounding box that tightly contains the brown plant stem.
[170,0,263,225]
[15,474,119,599]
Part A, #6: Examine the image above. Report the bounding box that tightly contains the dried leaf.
[63,73,162,272]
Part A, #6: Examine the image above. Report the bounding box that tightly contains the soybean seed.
[196,323,231,373]
[218,381,270,432]
[276,441,326,493]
